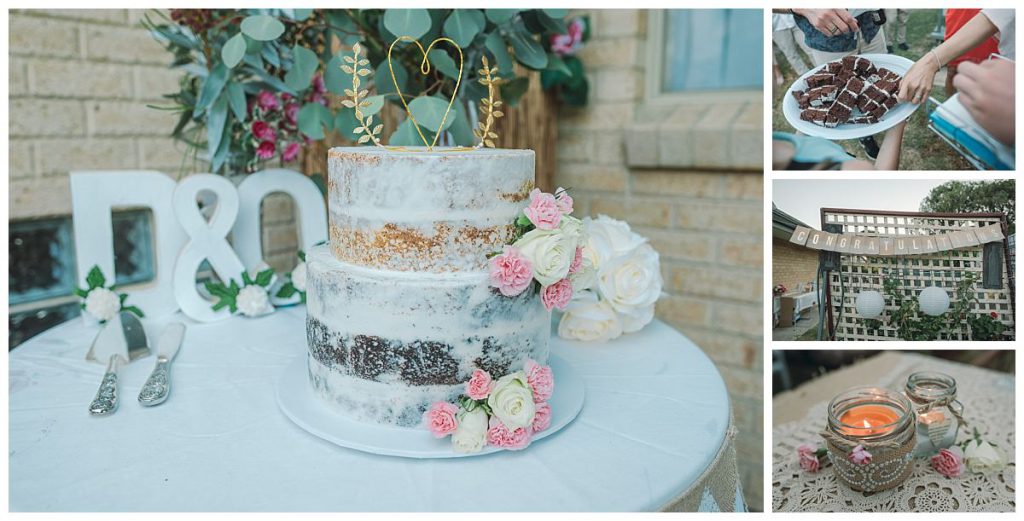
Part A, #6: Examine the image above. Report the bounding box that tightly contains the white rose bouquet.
[204,267,276,317]
[423,360,555,453]
[74,265,144,323]
[558,215,663,341]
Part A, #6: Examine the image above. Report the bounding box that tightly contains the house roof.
[772,203,812,241]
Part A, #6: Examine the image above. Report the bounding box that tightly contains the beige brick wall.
[8,9,298,272]
[772,238,819,294]
[559,10,764,510]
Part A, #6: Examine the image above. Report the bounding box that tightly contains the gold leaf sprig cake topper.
[342,37,504,152]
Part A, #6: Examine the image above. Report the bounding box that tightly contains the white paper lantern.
[855,290,885,319]
[918,286,950,316]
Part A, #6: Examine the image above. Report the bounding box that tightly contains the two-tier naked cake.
[305,147,550,427]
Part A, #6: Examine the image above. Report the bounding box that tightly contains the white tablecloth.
[9,309,733,511]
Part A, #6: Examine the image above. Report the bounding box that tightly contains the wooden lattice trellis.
[821,208,1015,341]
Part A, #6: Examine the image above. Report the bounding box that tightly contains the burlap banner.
[788,224,1004,255]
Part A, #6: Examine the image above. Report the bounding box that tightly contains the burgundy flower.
[256,140,276,160]
[990,311,998,319]
[281,92,293,103]
[284,103,300,125]
[257,91,280,111]
[251,121,277,142]
[282,142,301,162]
[312,73,326,94]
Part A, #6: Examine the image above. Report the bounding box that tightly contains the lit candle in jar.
[839,404,900,436]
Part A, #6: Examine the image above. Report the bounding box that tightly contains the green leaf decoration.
[383,9,432,40]
[298,250,307,262]
[375,59,408,97]
[255,268,274,287]
[222,33,247,68]
[226,82,246,121]
[315,103,334,132]
[448,103,475,147]
[327,11,361,47]
[333,106,362,142]
[276,282,297,298]
[427,49,459,79]
[324,53,346,95]
[73,287,89,298]
[500,76,531,107]
[241,15,285,41]
[362,95,385,116]
[206,95,229,162]
[390,118,435,147]
[211,112,233,173]
[484,32,513,75]
[544,53,572,76]
[290,9,313,21]
[298,102,325,140]
[508,30,547,69]
[85,266,106,290]
[485,9,519,24]
[122,305,145,318]
[443,9,483,48]
[408,95,456,133]
[284,44,319,91]
[195,64,229,115]
[242,271,254,286]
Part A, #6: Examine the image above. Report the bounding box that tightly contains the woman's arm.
[841,121,907,170]
[898,13,999,103]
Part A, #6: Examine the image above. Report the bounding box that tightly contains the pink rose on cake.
[523,359,554,402]
[486,417,532,450]
[488,246,533,297]
[423,402,459,438]
[465,369,493,400]
[523,188,562,230]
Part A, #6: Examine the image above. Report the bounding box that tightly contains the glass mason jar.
[904,371,963,457]
[823,386,916,492]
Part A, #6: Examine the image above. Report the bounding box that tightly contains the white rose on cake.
[596,243,662,333]
[487,371,536,430]
[963,439,1008,473]
[513,227,578,286]
[557,291,624,341]
[84,287,121,322]
[237,285,271,317]
[583,215,647,269]
[451,407,489,454]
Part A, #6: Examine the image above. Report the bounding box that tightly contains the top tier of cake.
[327,147,535,273]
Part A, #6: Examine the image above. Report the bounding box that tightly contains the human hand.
[898,54,940,104]
[793,9,859,36]
[954,59,1015,146]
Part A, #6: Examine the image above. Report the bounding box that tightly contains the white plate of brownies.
[783,53,918,140]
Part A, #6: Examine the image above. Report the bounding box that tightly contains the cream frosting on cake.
[307,147,550,427]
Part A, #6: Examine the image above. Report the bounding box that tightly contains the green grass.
[772,9,973,170]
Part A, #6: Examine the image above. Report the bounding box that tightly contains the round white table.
[9,308,739,511]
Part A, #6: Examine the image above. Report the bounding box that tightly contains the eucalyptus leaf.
[543,9,569,18]
[324,54,346,95]
[544,53,572,76]
[226,82,246,120]
[297,102,325,140]
[508,30,548,69]
[484,31,513,74]
[375,60,407,97]
[291,9,313,21]
[427,49,460,79]
[260,42,281,68]
[500,76,531,107]
[327,11,361,47]
[485,9,519,24]
[315,103,334,132]
[383,9,432,40]
[448,103,475,147]
[221,33,247,68]
[240,15,285,41]
[408,95,456,134]
[195,64,229,116]
[211,99,233,172]
[389,118,435,147]
[443,9,482,48]
[333,106,362,142]
[284,44,319,91]
[363,95,385,116]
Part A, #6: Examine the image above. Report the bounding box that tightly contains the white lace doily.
[773,353,1015,512]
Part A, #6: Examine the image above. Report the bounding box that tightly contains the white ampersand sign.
[172,174,247,322]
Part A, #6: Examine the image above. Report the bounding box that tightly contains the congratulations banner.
[788,224,1004,255]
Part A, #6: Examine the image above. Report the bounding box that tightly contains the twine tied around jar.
[818,430,904,450]
[917,397,968,428]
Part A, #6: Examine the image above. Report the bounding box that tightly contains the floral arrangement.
[423,359,554,453]
[931,427,1008,477]
[487,187,587,312]
[204,268,276,317]
[275,250,308,303]
[74,266,144,323]
[558,215,662,342]
[541,16,590,106]
[773,284,788,296]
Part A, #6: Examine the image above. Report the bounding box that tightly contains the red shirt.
[945,9,1001,68]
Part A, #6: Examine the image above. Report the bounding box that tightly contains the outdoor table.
[9,308,742,512]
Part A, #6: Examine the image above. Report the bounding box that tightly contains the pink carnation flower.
[488,246,533,297]
[423,402,459,438]
[257,90,280,111]
[486,417,531,450]
[532,402,552,433]
[555,187,574,214]
[797,444,820,473]
[256,141,276,160]
[848,445,872,466]
[541,278,573,311]
[524,358,554,403]
[568,247,584,274]
[550,18,585,56]
[523,188,562,230]
[465,369,493,400]
[252,121,276,142]
[931,447,964,477]
[282,142,301,162]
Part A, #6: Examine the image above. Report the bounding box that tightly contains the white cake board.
[277,353,585,458]
[782,53,918,140]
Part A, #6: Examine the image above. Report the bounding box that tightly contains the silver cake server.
[86,312,150,416]
[138,322,186,407]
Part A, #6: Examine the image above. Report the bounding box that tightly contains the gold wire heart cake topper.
[342,37,503,152]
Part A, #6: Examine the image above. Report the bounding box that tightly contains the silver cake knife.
[138,322,186,406]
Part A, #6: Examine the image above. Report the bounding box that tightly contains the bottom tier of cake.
[305,245,550,427]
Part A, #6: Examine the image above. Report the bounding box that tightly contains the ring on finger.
[829,25,839,35]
